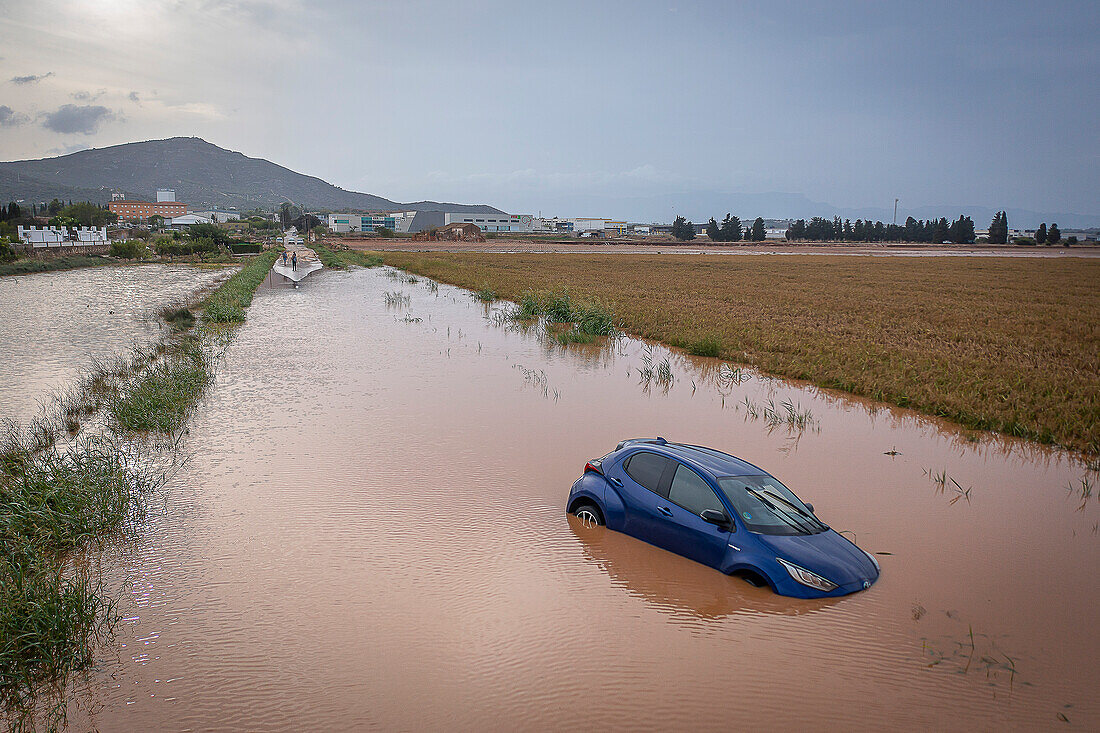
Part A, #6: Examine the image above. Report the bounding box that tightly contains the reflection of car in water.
[567,438,879,599]
[568,515,841,620]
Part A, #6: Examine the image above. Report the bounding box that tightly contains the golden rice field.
[376,251,1100,456]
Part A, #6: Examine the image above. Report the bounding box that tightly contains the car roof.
[616,439,768,478]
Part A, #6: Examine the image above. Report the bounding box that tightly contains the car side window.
[623,452,669,495]
[668,464,726,517]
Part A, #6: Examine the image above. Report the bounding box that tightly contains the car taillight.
[584,460,603,475]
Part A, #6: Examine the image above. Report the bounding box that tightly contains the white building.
[18,225,108,247]
[193,209,242,224]
[169,214,214,228]
[443,213,533,233]
[156,189,177,203]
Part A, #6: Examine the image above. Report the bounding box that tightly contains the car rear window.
[624,452,668,494]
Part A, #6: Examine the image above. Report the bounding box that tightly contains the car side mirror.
[804,502,815,514]
[700,509,730,529]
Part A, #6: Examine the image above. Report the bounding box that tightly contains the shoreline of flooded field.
[0,265,234,426]
[3,263,1091,730]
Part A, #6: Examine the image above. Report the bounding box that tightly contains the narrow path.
[272,238,322,283]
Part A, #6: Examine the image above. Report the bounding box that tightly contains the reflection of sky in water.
[67,266,1099,731]
[0,265,230,424]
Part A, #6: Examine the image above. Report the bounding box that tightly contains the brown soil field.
[373,251,1100,456]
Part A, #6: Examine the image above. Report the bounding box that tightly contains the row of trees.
[0,199,116,227]
[1034,223,1063,245]
[702,214,767,242]
[785,215,976,244]
[672,215,768,242]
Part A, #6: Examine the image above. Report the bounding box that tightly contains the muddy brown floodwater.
[0,264,232,425]
[62,266,1097,730]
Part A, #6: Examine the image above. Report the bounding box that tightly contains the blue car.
[567,438,879,599]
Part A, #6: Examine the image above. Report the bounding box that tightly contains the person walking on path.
[281,251,288,266]
[291,251,298,270]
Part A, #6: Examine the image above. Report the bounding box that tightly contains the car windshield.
[717,475,826,535]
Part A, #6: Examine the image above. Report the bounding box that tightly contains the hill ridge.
[0,137,504,214]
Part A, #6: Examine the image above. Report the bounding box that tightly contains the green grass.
[0,255,114,278]
[688,335,723,358]
[509,288,618,336]
[108,339,212,433]
[0,433,158,728]
[313,243,383,269]
[473,286,497,302]
[201,249,278,323]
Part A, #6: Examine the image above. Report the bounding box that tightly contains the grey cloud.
[40,104,115,135]
[11,71,53,84]
[72,89,106,101]
[129,91,141,103]
[0,105,28,126]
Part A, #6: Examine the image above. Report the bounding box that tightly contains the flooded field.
[34,265,1099,730]
[0,265,232,425]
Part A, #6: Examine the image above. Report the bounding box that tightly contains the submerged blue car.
[567,438,879,599]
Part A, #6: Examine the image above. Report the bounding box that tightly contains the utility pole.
[893,198,899,225]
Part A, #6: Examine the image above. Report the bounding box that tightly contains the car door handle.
[657,505,673,517]
[608,477,623,487]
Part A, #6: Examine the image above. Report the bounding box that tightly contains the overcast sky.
[0,0,1097,220]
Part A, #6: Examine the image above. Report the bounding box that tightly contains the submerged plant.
[924,468,972,505]
[717,363,751,388]
[383,291,411,307]
[555,328,596,345]
[159,305,196,330]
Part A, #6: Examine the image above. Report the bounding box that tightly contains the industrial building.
[108,188,187,221]
[327,212,418,234]
[443,213,533,233]
[328,211,534,234]
[192,209,241,224]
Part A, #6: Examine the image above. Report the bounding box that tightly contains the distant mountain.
[0,137,504,214]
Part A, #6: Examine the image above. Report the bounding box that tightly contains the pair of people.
[281,251,298,269]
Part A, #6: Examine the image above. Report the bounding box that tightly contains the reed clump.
[159,305,196,330]
[510,289,618,336]
[379,251,1100,456]
[0,431,163,729]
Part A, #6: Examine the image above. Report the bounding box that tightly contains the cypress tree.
[705,217,720,240]
[1047,223,1060,245]
[720,214,742,242]
[750,217,766,241]
[932,218,949,243]
[1035,223,1047,245]
[991,211,1009,244]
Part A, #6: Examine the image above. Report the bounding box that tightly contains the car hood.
[756,529,878,587]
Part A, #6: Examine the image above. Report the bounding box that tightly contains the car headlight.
[864,550,880,572]
[777,558,838,592]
